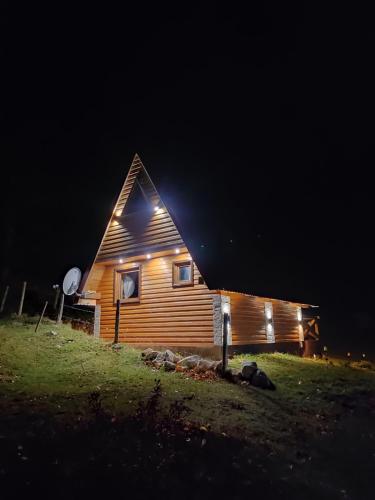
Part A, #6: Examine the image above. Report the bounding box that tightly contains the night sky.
[1,3,374,354]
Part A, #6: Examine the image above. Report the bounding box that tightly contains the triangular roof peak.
[88,154,186,265]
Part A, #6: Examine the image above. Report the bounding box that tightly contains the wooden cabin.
[79,154,319,357]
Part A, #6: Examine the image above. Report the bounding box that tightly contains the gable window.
[115,266,141,303]
[173,260,194,287]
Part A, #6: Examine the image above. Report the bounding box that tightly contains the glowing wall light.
[264,302,275,343]
[297,306,304,342]
[146,254,151,259]
[222,302,230,315]
[175,248,180,254]
[297,307,302,322]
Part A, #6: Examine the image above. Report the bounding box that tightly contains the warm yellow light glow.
[154,206,159,212]
[113,220,119,226]
[146,254,151,259]
[175,248,180,254]
[297,307,302,322]
[115,210,122,217]
[222,303,230,315]
[119,259,123,264]
[265,303,273,320]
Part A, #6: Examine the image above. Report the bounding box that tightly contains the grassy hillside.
[0,318,374,499]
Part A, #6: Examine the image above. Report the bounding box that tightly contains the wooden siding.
[224,292,268,345]
[272,301,300,343]
[97,251,214,346]
[97,210,184,261]
[221,291,301,345]
[96,156,184,261]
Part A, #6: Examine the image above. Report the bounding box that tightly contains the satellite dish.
[63,267,82,296]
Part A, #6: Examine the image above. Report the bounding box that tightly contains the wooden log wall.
[272,301,300,343]
[97,252,214,346]
[221,291,301,345]
[223,292,268,345]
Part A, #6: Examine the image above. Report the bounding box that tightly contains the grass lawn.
[0,318,374,499]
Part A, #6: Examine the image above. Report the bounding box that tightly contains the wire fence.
[0,281,95,335]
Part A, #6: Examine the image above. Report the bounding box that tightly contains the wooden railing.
[303,316,320,341]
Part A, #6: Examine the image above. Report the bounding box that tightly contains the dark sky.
[1,2,374,353]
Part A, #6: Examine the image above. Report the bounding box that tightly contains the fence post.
[0,286,9,314]
[17,281,27,316]
[35,301,48,333]
[57,293,64,324]
[53,287,60,310]
[114,299,120,344]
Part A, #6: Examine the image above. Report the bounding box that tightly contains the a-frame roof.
[90,153,185,262]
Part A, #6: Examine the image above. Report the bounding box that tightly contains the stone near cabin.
[112,343,122,350]
[177,355,201,369]
[163,361,176,371]
[144,350,160,361]
[214,361,223,373]
[251,369,276,391]
[241,361,258,380]
[165,349,181,364]
[46,330,58,337]
[154,351,167,363]
[196,359,216,373]
[141,348,154,357]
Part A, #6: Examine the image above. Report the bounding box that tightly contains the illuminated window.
[115,266,141,303]
[173,260,194,287]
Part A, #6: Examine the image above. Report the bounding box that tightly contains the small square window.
[115,266,141,303]
[173,260,194,287]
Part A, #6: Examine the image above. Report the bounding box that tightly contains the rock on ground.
[163,361,176,371]
[165,349,181,364]
[177,355,201,369]
[241,361,258,380]
[195,359,216,373]
[144,350,160,361]
[251,369,276,390]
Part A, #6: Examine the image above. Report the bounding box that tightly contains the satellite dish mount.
[62,267,82,296]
